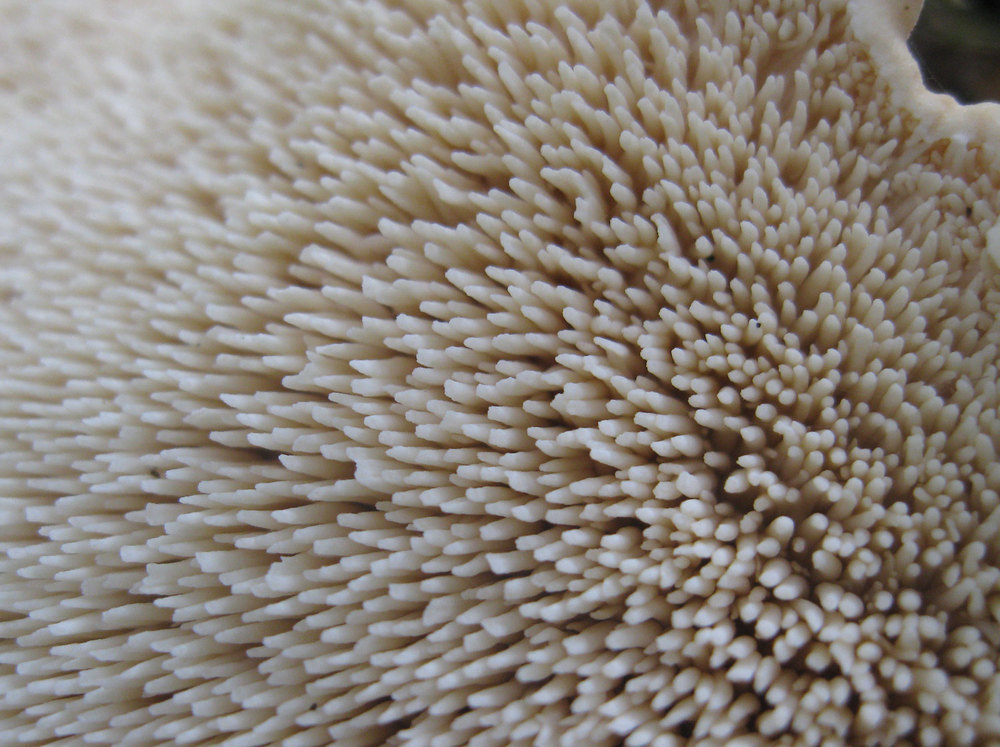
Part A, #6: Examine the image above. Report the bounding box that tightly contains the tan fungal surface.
[1,0,1000,745]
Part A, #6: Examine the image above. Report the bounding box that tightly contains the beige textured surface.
[1,1,999,745]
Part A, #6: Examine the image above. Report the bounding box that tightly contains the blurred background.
[910,0,1000,102]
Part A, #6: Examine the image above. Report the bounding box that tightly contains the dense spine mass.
[0,0,999,745]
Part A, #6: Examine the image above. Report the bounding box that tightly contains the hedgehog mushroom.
[1,0,999,745]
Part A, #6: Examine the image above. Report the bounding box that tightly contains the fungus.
[1,0,999,745]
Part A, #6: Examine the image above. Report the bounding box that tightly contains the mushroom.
[0,0,998,744]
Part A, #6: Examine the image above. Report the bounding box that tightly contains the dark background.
[910,0,1000,102]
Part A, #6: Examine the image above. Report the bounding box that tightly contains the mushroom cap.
[850,0,1000,142]
[1,0,999,745]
